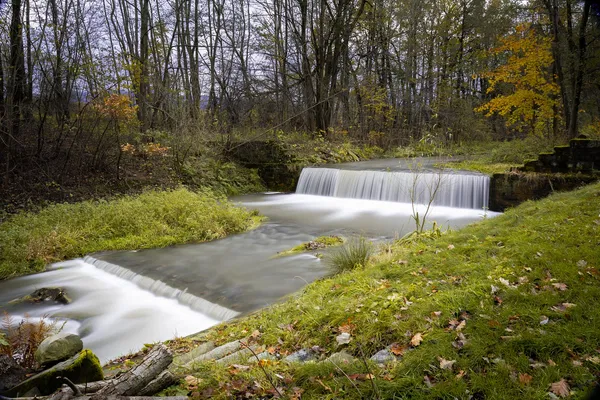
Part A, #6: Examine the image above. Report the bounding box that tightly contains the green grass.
[438,160,517,175]
[276,235,345,257]
[327,236,374,273]
[177,182,600,399]
[0,188,263,279]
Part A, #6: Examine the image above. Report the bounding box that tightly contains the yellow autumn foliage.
[475,23,560,136]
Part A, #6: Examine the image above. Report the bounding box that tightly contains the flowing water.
[0,159,499,363]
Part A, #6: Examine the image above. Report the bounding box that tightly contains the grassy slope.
[178,182,600,399]
[0,188,262,279]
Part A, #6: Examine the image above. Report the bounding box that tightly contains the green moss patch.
[5,349,103,396]
[175,183,600,399]
[0,188,264,279]
[276,235,345,257]
[436,160,516,175]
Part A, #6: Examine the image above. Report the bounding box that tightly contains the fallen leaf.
[550,379,570,398]
[438,357,456,370]
[540,316,549,325]
[499,278,512,287]
[251,330,261,338]
[530,361,546,368]
[423,375,434,388]
[455,370,466,379]
[452,332,468,349]
[519,373,532,385]
[410,332,423,347]
[488,320,501,328]
[184,375,201,389]
[431,311,442,318]
[338,323,356,333]
[390,343,407,356]
[336,332,352,345]
[551,303,576,312]
[447,244,455,250]
[456,320,466,331]
[494,295,503,305]
[348,373,375,381]
[491,285,499,294]
[381,373,394,381]
[572,360,582,367]
[577,260,587,268]
[290,387,304,400]
[585,355,600,364]
[552,283,568,291]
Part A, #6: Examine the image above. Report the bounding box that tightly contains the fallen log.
[1,345,176,400]
[95,344,173,397]
[137,371,176,396]
[70,370,175,397]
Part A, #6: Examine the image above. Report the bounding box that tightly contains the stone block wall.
[489,138,599,211]
[520,138,600,173]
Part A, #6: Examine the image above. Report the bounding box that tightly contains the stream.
[0,159,499,363]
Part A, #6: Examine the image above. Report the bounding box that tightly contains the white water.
[296,167,490,210]
[0,260,220,363]
[82,256,240,321]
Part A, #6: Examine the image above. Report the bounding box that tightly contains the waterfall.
[296,167,490,210]
[82,256,240,321]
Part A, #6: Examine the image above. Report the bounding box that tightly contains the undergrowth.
[177,182,600,399]
[0,188,263,279]
[0,314,59,369]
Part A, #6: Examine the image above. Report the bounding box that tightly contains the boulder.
[10,288,71,306]
[3,349,103,397]
[35,332,83,366]
[0,354,27,392]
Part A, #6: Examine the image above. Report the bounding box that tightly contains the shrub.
[327,237,373,273]
[1,314,59,369]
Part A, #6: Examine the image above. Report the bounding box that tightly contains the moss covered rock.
[3,349,103,396]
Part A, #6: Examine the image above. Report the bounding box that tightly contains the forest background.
[0,0,599,210]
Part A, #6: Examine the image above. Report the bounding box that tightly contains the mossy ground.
[276,236,345,257]
[424,137,558,175]
[170,182,600,399]
[0,188,263,279]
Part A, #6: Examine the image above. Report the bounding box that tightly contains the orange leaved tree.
[476,23,560,138]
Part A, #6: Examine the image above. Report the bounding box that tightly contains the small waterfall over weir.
[296,167,490,210]
[81,255,240,321]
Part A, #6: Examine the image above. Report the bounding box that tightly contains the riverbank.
[165,182,600,399]
[0,188,263,280]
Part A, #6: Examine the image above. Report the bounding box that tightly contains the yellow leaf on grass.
[410,333,423,347]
